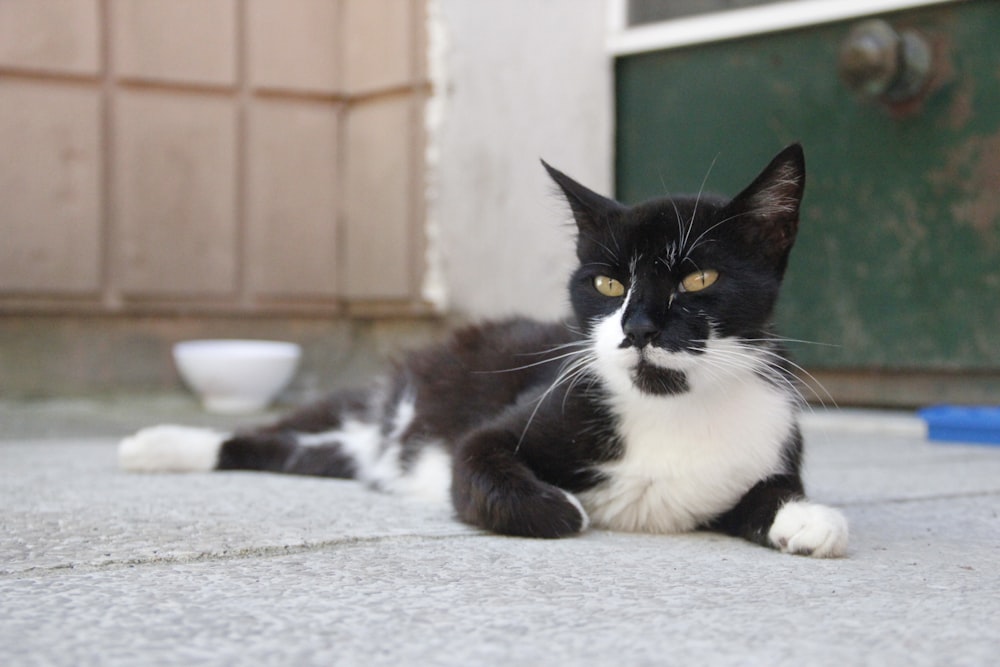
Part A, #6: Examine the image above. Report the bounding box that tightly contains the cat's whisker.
[722,339,834,404]
[694,358,748,404]
[561,321,588,337]
[698,352,767,397]
[739,337,840,349]
[608,222,623,260]
[582,260,619,272]
[703,345,798,388]
[628,252,643,282]
[657,168,671,198]
[561,357,601,410]
[683,212,743,258]
[516,349,598,452]
[475,348,592,374]
[580,232,621,264]
[755,351,837,410]
[513,340,592,357]
[651,175,683,251]
[696,342,796,389]
[670,197,685,267]
[701,341,833,410]
[682,153,719,254]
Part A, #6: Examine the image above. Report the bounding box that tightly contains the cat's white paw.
[561,489,591,532]
[768,500,848,558]
[118,425,227,473]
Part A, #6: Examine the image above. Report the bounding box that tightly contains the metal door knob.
[838,19,932,103]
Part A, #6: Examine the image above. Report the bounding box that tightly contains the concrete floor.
[1,397,998,666]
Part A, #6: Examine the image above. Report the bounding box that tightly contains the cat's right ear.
[726,144,806,264]
[541,160,623,236]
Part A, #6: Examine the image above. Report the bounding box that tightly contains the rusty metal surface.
[616,0,1000,375]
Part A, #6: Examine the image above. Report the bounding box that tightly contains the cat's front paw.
[494,486,590,538]
[514,487,590,538]
[768,500,848,558]
[462,482,590,539]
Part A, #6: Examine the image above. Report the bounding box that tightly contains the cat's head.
[545,145,805,397]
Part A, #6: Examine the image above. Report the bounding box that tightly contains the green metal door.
[615,0,1000,405]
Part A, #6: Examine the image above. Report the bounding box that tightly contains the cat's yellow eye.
[593,275,626,298]
[680,269,719,293]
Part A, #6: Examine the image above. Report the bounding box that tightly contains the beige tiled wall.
[342,0,417,94]
[247,99,340,298]
[0,80,103,293]
[0,0,428,316]
[247,0,339,93]
[343,96,421,301]
[0,0,102,75]
[112,0,238,86]
[114,90,239,297]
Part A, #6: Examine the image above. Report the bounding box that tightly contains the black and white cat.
[120,144,848,557]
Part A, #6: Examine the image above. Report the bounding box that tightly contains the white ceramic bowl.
[172,339,302,414]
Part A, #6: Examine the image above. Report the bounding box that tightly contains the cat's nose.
[622,315,659,348]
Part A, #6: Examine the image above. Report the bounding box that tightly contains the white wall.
[426,0,613,321]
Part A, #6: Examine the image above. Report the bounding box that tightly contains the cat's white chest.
[579,379,794,533]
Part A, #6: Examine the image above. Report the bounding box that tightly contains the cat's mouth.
[615,339,696,396]
[631,356,690,396]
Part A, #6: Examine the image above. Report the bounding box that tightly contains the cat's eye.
[593,275,626,298]
[680,270,719,293]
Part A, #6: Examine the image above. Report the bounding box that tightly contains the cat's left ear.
[727,144,805,265]
[541,160,623,237]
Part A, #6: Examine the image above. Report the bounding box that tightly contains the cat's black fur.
[126,145,848,556]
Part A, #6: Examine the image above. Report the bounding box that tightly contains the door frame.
[607,0,964,55]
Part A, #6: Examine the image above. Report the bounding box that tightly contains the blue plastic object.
[919,405,1000,446]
